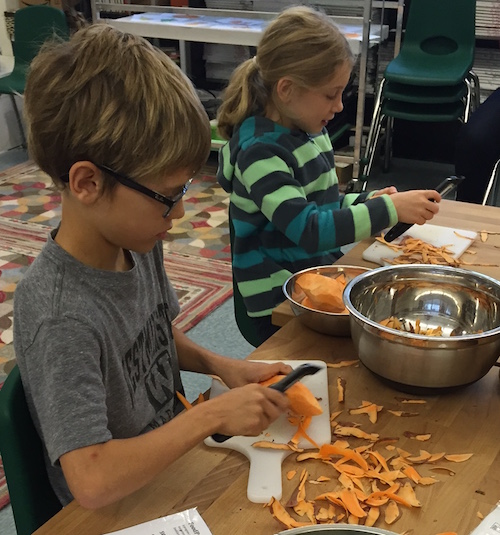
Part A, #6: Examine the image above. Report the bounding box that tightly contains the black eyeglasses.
[60,164,193,218]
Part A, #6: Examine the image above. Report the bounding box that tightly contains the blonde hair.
[217,6,354,140]
[24,24,211,190]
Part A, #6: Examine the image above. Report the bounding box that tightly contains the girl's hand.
[217,360,293,389]
[390,189,441,225]
[372,186,398,197]
[207,383,289,437]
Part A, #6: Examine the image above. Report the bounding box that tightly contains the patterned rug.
[0,159,231,511]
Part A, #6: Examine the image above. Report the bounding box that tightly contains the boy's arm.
[172,327,292,388]
[60,376,288,509]
[58,329,291,510]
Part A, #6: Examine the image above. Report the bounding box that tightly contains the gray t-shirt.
[13,230,183,505]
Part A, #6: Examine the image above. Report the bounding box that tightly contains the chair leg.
[360,79,386,180]
[9,94,27,149]
[383,116,394,172]
[362,112,386,188]
[463,78,472,123]
[482,158,500,206]
[468,70,481,111]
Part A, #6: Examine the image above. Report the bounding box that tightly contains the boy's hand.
[372,186,398,197]
[218,360,293,389]
[208,383,289,437]
[390,189,441,225]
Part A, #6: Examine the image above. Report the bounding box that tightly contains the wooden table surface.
[34,320,500,535]
[34,199,500,535]
[273,199,500,327]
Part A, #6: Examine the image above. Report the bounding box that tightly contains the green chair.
[0,5,70,147]
[0,365,62,535]
[360,0,479,182]
[384,0,477,87]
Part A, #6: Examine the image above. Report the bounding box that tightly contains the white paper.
[469,502,500,535]
[103,508,213,535]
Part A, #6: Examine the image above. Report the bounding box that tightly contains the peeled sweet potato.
[261,375,322,416]
[294,272,347,313]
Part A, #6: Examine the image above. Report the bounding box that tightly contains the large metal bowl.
[278,525,397,535]
[283,265,370,337]
[343,264,500,389]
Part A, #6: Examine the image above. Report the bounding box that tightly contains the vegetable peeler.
[383,175,465,243]
[211,363,322,443]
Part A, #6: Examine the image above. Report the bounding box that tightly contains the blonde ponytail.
[217,57,268,140]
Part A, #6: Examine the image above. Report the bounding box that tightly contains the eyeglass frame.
[60,163,193,218]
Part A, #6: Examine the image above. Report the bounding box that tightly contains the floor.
[0,146,456,534]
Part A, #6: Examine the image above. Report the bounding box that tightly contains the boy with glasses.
[13,24,290,510]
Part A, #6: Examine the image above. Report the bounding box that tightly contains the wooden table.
[35,200,500,535]
[34,319,500,535]
[273,199,500,327]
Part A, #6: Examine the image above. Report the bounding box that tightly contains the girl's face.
[278,61,352,134]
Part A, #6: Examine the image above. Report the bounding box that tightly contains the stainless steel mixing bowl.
[343,264,500,389]
[283,265,370,337]
[278,525,397,535]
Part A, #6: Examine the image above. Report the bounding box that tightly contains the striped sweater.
[217,116,398,318]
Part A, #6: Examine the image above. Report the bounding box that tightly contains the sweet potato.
[294,272,347,313]
[176,391,193,410]
[261,375,322,416]
[385,500,401,524]
[444,453,473,462]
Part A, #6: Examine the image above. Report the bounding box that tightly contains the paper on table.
[103,508,212,535]
[468,501,500,535]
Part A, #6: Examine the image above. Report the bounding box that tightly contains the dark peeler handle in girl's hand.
[383,176,465,243]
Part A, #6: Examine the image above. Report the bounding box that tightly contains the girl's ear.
[275,77,296,104]
[67,162,104,204]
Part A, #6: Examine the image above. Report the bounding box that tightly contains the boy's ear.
[67,162,104,203]
[275,77,295,104]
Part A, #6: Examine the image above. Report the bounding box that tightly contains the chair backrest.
[229,218,261,348]
[403,0,476,63]
[14,5,69,65]
[0,365,62,535]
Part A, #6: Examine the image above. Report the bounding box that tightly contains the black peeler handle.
[211,363,322,443]
[383,176,465,243]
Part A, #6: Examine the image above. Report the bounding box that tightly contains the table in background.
[102,10,388,70]
[91,1,396,176]
[273,199,500,327]
[34,315,500,535]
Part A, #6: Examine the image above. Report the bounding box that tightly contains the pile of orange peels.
[380,316,444,337]
[378,234,498,268]
[176,379,471,532]
[261,392,472,532]
[378,236,461,267]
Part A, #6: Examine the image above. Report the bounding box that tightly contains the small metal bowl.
[278,524,398,535]
[283,265,370,337]
[343,264,500,390]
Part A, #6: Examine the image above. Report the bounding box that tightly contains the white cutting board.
[204,360,331,503]
[362,223,477,266]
